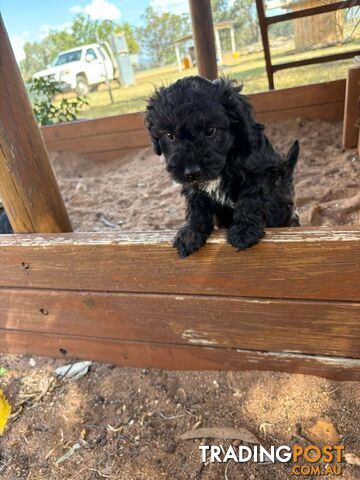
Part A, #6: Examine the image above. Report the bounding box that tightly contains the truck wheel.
[76,75,89,95]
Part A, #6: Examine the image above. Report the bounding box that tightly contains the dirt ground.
[0,119,359,479]
[52,118,359,232]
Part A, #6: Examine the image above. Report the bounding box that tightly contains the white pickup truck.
[33,43,116,95]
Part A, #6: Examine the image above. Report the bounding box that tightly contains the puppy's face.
[146,76,251,186]
[157,108,232,185]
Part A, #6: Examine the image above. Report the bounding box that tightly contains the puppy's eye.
[205,127,216,137]
[166,133,175,141]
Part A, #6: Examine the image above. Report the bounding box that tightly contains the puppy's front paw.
[227,224,265,251]
[173,225,209,258]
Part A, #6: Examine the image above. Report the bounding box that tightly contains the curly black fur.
[0,208,13,234]
[146,75,300,257]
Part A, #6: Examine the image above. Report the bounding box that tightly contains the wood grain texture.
[342,66,360,148]
[250,80,345,113]
[266,1,359,25]
[0,288,359,357]
[1,330,359,380]
[0,228,358,301]
[257,101,344,123]
[256,0,274,89]
[189,0,218,80]
[273,50,360,73]
[45,129,149,154]
[41,111,145,142]
[0,15,72,234]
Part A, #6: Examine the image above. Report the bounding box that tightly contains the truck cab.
[33,43,116,95]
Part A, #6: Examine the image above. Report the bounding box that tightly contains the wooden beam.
[0,288,359,358]
[250,79,345,113]
[267,0,360,25]
[0,228,359,301]
[257,102,344,123]
[273,50,360,73]
[342,66,360,149]
[255,0,274,89]
[0,228,358,379]
[1,331,359,381]
[41,112,145,143]
[189,0,218,80]
[0,15,72,233]
[45,129,149,154]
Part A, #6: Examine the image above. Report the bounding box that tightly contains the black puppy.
[0,207,12,234]
[145,76,299,258]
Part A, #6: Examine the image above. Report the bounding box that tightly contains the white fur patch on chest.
[200,178,235,208]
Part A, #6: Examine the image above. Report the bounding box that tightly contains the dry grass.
[71,37,360,120]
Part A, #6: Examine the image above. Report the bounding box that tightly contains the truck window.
[52,50,82,66]
[85,48,98,61]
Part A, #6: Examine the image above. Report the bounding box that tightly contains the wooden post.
[256,0,275,90]
[188,0,218,80]
[342,65,360,149]
[0,16,72,233]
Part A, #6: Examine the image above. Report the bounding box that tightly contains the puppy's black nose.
[184,165,201,181]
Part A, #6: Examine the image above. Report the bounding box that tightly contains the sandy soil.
[52,118,359,232]
[0,119,359,480]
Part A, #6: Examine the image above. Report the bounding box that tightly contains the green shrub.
[29,77,88,125]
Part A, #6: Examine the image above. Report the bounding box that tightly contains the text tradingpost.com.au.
[199,444,344,476]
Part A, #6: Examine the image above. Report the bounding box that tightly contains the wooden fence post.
[189,0,218,80]
[342,65,360,149]
[0,15,72,233]
[256,0,275,90]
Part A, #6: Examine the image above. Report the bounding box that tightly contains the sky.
[0,0,190,62]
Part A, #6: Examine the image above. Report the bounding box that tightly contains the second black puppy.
[146,76,299,258]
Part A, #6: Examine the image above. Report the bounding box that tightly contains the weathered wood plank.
[41,111,145,143]
[0,15,72,233]
[342,66,360,148]
[256,101,344,123]
[0,228,358,301]
[251,79,344,112]
[45,129,149,154]
[0,288,359,357]
[1,330,359,380]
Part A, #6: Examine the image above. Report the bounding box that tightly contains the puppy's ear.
[144,112,162,156]
[214,78,263,152]
[145,92,162,156]
[148,129,162,156]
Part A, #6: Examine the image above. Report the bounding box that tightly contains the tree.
[71,15,139,53]
[19,14,139,81]
[136,6,190,66]
[210,0,260,49]
[229,0,260,45]
[20,42,53,80]
[211,0,230,23]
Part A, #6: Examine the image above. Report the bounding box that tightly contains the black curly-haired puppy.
[145,76,299,258]
[0,207,12,234]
